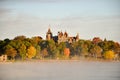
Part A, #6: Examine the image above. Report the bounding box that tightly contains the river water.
[0,61,120,80]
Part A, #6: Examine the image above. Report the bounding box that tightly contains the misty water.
[0,61,120,80]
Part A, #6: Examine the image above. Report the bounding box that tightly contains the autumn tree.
[14,35,26,40]
[103,50,115,60]
[90,45,103,58]
[26,46,36,59]
[1,34,120,61]
[92,37,102,44]
[64,48,70,57]
[4,45,17,59]
[32,36,42,44]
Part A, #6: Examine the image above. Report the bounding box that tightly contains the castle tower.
[57,31,69,44]
[76,33,79,41]
[58,31,63,43]
[64,31,68,38]
[46,28,53,40]
[63,31,68,42]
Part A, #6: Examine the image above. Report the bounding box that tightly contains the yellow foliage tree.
[103,50,115,60]
[26,46,36,59]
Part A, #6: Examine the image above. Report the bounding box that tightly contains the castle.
[46,28,79,43]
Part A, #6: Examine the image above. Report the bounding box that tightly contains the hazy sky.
[0,0,120,42]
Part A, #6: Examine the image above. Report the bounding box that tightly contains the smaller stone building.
[0,55,7,62]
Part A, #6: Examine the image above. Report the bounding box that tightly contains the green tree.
[57,42,66,56]
[18,44,27,60]
[81,44,89,57]
[0,41,6,55]
[98,40,115,52]
[35,45,41,59]
[39,40,49,51]
[23,39,32,48]
[0,39,11,55]
[52,48,60,59]
[70,41,81,56]
[77,40,90,57]
[98,40,108,51]
[41,48,48,58]
[40,40,56,58]
[47,40,56,58]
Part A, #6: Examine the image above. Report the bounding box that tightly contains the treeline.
[0,36,120,60]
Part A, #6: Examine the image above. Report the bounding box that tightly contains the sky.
[0,0,120,42]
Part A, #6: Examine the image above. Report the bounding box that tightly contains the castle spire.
[64,30,68,37]
[47,25,52,34]
[48,28,51,33]
[46,26,53,40]
[76,33,79,41]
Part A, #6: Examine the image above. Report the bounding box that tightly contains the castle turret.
[76,33,79,41]
[46,28,53,40]
[57,31,69,44]
[64,31,68,38]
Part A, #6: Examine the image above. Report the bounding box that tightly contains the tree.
[103,50,115,60]
[57,42,66,56]
[98,40,115,52]
[32,36,42,44]
[41,48,48,58]
[92,37,102,44]
[47,40,56,58]
[80,43,89,57]
[39,40,49,50]
[18,44,27,60]
[23,38,32,48]
[26,46,36,59]
[64,48,70,57]
[35,45,41,59]
[77,40,90,57]
[90,45,103,58]
[53,48,60,59]
[0,41,6,55]
[98,40,108,51]
[0,39,11,55]
[14,35,26,40]
[5,45,17,59]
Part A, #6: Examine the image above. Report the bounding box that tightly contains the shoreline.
[0,58,120,64]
